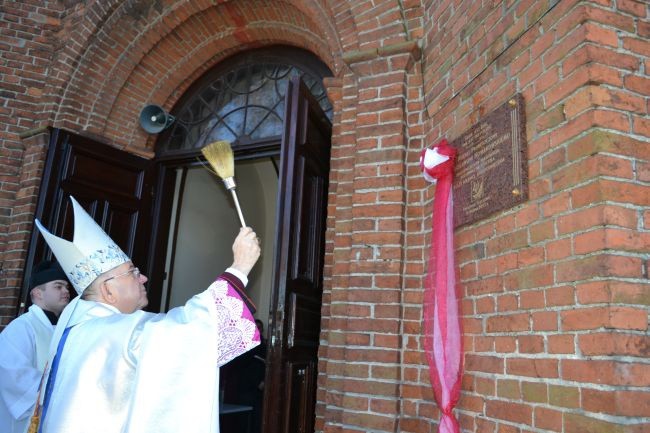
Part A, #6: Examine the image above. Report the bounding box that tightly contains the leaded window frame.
[156,46,332,157]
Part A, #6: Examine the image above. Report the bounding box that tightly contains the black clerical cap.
[30,260,68,289]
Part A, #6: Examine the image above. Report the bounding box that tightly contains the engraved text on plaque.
[452,94,528,227]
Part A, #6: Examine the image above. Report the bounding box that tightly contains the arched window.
[158,46,332,154]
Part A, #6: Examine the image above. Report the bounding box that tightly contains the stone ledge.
[342,40,421,66]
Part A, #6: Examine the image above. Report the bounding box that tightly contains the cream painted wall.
[166,159,278,335]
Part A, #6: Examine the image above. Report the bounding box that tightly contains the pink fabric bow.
[419,139,463,433]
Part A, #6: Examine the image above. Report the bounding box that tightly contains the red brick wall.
[0,1,648,432]
[397,0,649,432]
[316,0,648,432]
[0,1,62,322]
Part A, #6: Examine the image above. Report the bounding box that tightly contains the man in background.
[0,261,71,433]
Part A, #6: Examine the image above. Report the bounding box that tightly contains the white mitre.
[34,196,130,294]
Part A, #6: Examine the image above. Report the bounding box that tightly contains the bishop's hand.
[231,227,261,277]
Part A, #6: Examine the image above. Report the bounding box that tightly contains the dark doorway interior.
[159,159,278,322]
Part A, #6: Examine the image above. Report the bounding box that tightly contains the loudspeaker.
[139,104,176,134]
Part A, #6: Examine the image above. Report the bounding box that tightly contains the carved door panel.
[264,76,331,433]
[21,129,155,312]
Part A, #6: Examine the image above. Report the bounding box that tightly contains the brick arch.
[109,28,335,152]
[48,0,348,151]
[39,0,130,125]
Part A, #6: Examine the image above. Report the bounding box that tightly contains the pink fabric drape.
[420,140,463,433]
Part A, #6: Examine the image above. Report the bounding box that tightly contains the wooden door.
[264,77,331,433]
[20,128,156,312]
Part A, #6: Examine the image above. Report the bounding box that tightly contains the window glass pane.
[158,49,332,153]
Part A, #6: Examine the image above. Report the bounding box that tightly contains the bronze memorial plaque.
[452,94,528,227]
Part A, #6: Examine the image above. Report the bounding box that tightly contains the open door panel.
[20,129,155,313]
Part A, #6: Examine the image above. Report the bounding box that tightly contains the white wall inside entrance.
[163,158,278,337]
